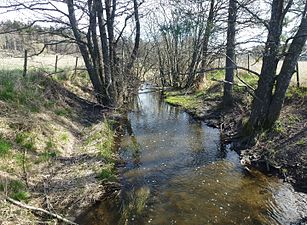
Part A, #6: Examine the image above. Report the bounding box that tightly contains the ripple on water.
[77,90,307,225]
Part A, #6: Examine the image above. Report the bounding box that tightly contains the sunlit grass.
[0,180,30,202]
[0,136,11,157]
[286,86,307,99]
[0,70,45,112]
[165,95,201,110]
[98,163,116,181]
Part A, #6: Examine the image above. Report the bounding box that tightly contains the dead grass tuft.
[0,71,118,224]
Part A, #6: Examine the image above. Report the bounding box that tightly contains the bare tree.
[223,0,237,107]
[0,0,142,107]
[247,0,307,131]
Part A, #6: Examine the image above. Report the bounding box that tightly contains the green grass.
[0,180,30,202]
[45,139,55,150]
[85,121,115,161]
[84,121,117,181]
[54,108,72,117]
[0,78,16,101]
[165,95,201,109]
[0,69,45,112]
[272,120,286,134]
[119,186,150,223]
[296,139,305,146]
[236,73,259,86]
[97,164,116,181]
[11,190,30,201]
[0,136,11,157]
[16,132,36,151]
[98,124,115,162]
[38,151,57,162]
[207,70,225,81]
[286,86,307,99]
[134,187,150,214]
[53,73,69,82]
[10,180,29,201]
[59,132,69,142]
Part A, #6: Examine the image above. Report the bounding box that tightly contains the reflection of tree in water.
[186,122,228,167]
[125,116,141,168]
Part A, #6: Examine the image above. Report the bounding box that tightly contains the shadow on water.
[77,86,307,225]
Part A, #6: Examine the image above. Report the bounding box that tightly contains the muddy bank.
[0,72,120,224]
[164,84,307,193]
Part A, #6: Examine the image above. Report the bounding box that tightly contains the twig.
[211,78,262,102]
[235,73,256,91]
[43,179,52,212]
[3,195,78,225]
[180,66,260,77]
[22,149,29,188]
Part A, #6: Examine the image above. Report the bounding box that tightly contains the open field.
[241,59,307,86]
[1,52,306,86]
[215,57,307,86]
[0,53,85,71]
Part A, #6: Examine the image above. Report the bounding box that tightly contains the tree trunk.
[195,0,215,88]
[67,0,107,105]
[247,0,289,130]
[123,0,141,102]
[104,0,118,105]
[267,7,307,126]
[96,0,115,106]
[185,23,203,88]
[223,0,237,107]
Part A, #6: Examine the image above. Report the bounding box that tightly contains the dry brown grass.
[0,72,117,224]
[249,60,307,86]
[217,57,307,86]
[0,54,85,71]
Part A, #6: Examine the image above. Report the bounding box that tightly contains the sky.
[0,0,303,51]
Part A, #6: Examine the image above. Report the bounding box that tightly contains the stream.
[78,86,307,225]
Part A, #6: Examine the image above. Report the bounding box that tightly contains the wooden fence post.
[247,53,250,71]
[296,62,300,88]
[55,55,58,73]
[23,49,28,77]
[74,57,78,77]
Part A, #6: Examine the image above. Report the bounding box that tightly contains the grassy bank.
[0,70,119,224]
[164,72,307,192]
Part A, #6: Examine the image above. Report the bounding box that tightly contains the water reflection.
[79,90,307,225]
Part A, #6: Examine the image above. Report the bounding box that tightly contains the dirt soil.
[0,74,120,224]
[165,84,307,194]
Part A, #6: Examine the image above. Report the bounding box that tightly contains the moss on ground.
[165,95,202,110]
[164,71,258,112]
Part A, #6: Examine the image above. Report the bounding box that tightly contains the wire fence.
[213,54,307,87]
[1,50,306,87]
[0,50,85,77]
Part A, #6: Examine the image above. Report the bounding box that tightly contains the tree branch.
[3,195,78,225]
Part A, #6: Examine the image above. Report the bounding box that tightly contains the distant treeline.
[0,20,79,56]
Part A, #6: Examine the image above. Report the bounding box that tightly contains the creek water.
[78,87,307,225]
